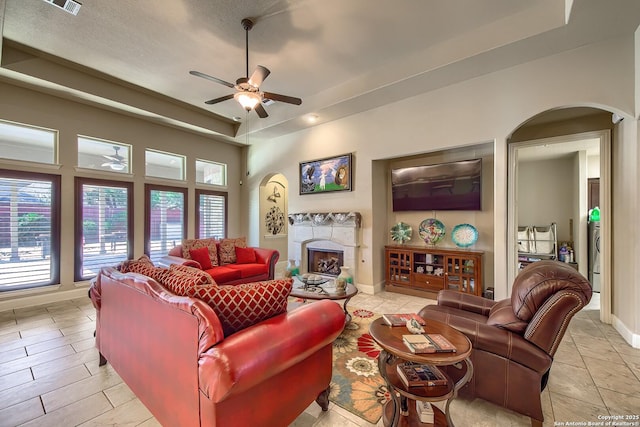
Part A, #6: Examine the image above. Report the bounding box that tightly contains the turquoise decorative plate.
[390,222,413,244]
[418,218,446,245]
[451,223,479,248]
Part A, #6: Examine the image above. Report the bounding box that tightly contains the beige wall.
[0,81,243,305]
[244,34,640,342]
[518,157,574,243]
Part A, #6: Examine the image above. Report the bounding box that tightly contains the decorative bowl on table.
[418,218,446,245]
[451,223,479,248]
[390,222,413,244]
[296,274,329,287]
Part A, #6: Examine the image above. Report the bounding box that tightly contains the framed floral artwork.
[299,153,352,195]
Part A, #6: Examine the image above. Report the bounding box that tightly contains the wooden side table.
[369,318,473,427]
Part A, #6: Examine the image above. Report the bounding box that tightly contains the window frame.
[195,189,228,239]
[74,177,134,282]
[144,148,186,181]
[77,135,132,175]
[0,168,61,291]
[144,184,188,260]
[195,158,227,187]
[0,119,58,165]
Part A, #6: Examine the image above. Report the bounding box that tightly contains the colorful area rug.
[330,307,389,424]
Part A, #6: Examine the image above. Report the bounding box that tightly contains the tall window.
[0,120,57,164]
[0,170,60,291]
[145,185,186,263]
[196,190,227,239]
[75,178,133,281]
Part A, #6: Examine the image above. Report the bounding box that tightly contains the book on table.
[402,333,456,354]
[382,313,426,327]
[396,361,447,387]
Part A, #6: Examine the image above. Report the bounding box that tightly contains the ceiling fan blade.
[248,65,270,88]
[263,92,302,105]
[103,155,119,161]
[189,70,235,89]
[255,103,269,118]
[204,94,235,105]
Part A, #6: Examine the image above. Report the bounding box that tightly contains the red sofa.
[89,267,345,427]
[159,244,279,285]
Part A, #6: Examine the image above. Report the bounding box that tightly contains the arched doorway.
[507,107,617,324]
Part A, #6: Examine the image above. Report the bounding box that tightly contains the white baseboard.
[612,314,640,349]
[0,287,90,312]
[357,281,384,295]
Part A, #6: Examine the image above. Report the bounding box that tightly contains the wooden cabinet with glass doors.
[385,245,484,298]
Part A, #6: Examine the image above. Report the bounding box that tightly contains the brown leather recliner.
[418,260,592,427]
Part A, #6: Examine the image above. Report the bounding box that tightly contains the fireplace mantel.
[288,212,361,228]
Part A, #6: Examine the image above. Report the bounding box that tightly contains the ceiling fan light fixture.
[234,91,261,111]
[109,163,126,171]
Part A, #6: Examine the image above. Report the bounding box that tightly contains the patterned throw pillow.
[157,264,216,297]
[182,238,219,267]
[218,237,247,265]
[119,255,156,277]
[193,278,292,336]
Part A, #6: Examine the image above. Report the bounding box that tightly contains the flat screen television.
[391,158,482,211]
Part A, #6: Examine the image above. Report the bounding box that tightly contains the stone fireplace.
[288,212,361,283]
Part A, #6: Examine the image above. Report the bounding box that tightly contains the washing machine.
[588,221,601,292]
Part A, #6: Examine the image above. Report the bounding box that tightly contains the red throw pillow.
[193,278,292,336]
[235,246,256,264]
[190,246,213,270]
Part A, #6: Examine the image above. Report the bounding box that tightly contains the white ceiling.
[1,0,640,144]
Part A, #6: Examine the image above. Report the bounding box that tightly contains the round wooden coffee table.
[369,317,473,427]
[289,279,358,323]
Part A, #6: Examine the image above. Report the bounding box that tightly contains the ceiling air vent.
[42,0,82,16]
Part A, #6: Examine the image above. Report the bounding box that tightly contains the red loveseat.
[159,244,279,285]
[89,267,345,427]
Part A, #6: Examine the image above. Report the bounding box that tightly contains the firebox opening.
[307,249,344,277]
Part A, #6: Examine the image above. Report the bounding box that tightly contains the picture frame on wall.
[299,153,353,195]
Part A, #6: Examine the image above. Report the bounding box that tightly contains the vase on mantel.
[335,266,352,294]
[284,259,299,278]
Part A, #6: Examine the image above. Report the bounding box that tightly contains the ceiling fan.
[189,18,302,118]
[101,146,127,171]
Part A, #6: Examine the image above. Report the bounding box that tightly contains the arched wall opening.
[258,173,289,276]
[506,105,622,325]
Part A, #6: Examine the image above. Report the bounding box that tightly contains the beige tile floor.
[1,291,639,427]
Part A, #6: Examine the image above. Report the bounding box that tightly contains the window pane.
[0,120,56,164]
[76,179,132,281]
[145,149,185,180]
[197,191,226,239]
[196,159,227,186]
[78,137,131,174]
[0,172,60,290]
[146,186,185,263]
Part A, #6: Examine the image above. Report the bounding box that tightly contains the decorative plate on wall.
[265,206,285,235]
[418,218,446,245]
[390,222,413,244]
[451,223,479,248]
